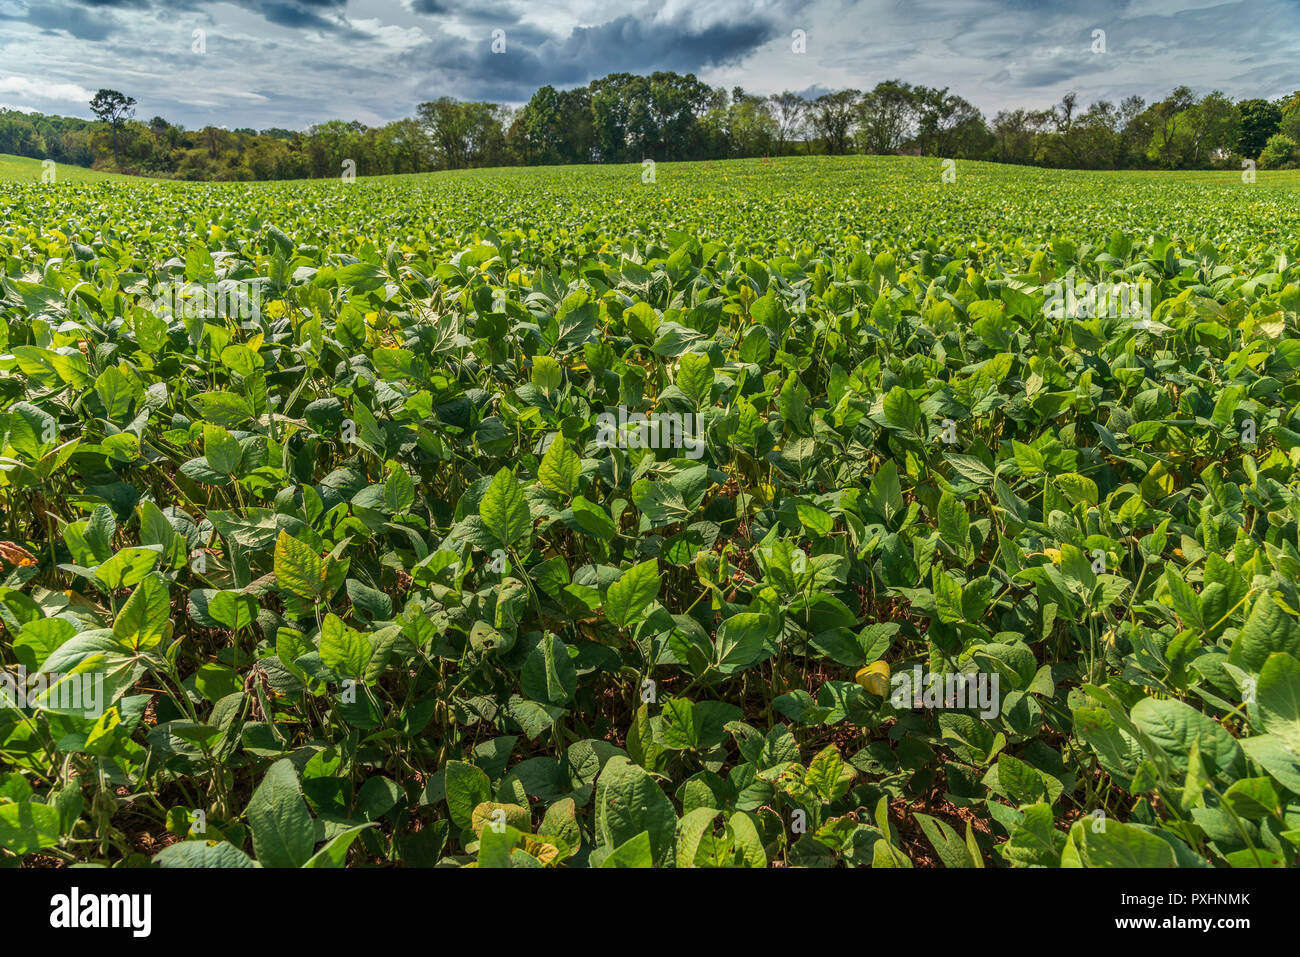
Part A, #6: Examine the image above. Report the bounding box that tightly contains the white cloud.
[0,75,93,102]
[349,16,429,51]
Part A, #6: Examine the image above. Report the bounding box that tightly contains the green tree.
[416,97,507,170]
[1237,98,1282,158]
[810,90,860,155]
[912,86,984,157]
[1116,95,1150,167]
[88,89,136,168]
[516,85,594,165]
[1145,86,1197,168]
[518,85,564,165]
[1258,133,1300,169]
[724,92,777,157]
[990,108,1048,164]
[589,73,643,163]
[768,91,808,154]
[1183,92,1240,166]
[1279,92,1300,145]
[857,80,918,154]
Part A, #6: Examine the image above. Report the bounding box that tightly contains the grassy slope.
[0,153,145,184]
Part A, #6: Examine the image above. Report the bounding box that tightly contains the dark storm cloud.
[251,1,347,30]
[64,0,350,30]
[1,1,119,39]
[562,15,774,74]
[986,55,1110,90]
[404,13,779,100]
[407,0,522,21]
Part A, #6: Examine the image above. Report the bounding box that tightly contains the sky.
[0,0,1296,130]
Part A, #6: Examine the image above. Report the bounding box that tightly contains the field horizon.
[8,149,1300,192]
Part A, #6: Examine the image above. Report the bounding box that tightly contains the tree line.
[2,74,1298,181]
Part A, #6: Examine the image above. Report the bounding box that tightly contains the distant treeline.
[3,74,1299,181]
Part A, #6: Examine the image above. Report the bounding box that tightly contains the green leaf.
[1164,568,1203,632]
[538,436,581,498]
[274,530,323,602]
[795,501,833,537]
[384,468,414,513]
[531,355,563,392]
[989,753,1051,805]
[203,423,242,475]
[479,468,532,550]
[947,453,995,486]
[521,633,577,706]
[192,390,253,428]
[933,570,965,624]
[303,824,375,867]
[1131,696,1242,778]
[674,807,720,867]
[12,617,74,671]
[1078,820,1177,868]
[95,367,136,420]
[805,745,853,802]
[914,812,976,868]
[595,756,676,867]
[335,261,386,288]
[570,495,616,539]
[475,825,529,868]
[937,490,969,555]
[604,558,659,628]
[319,614,372,678]
[155,840,257,868]
[93,547,160,591]
[715,612,772,674]
[880,532,918,587]
[112,573,170,650]
[0,801,61,856]
[1055,472,1098,507]
[1222,777,1281,819]
[632,478,692,527]
[38,631,148,709]
[600,830,654,867]
[209,590,258,631]
[659,698,699,750]
[445,761,492,830]
[1235,591,1300,672]
[999,803,1062,867]
[883,386,924,437]
[1240,735,1300,794]
[676,352,714,410]
[246,759,317,868]
[624,301,660,342]
[1254,652,1300,751]
[1012,440,1046,476]
[808,627,866,667]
